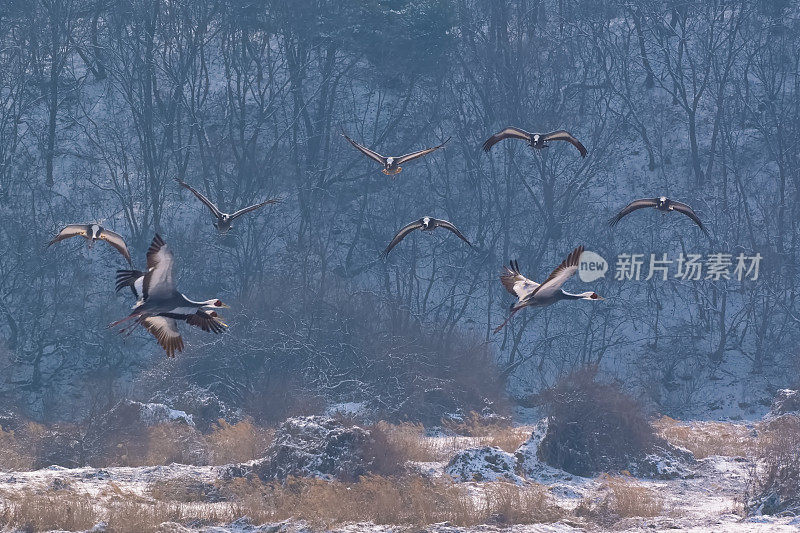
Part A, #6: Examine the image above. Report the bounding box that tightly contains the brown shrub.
[368,422,437,468]
[366,420,531,469]
[443,410,512,437]
[483,482,565,524]
[442,411,528,453]
[1,474,567,530]
[654,416,756,459]
[263,475,475,527]
[576,474,664,525]
[25,422,85,469]
[243,378,326,426]
[0,491,96,532]
[746,415,800,515]
[535,367,657,476]
[149,477,226,503]
[231,475,563,528]
[0,427,33,471]
[142,424,210,466]
[111,422,210,467]
[207,419,274,465]
[484,427,531,453]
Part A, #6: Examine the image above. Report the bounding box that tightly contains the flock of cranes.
[47,126,710,355]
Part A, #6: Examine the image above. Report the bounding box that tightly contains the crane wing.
[230,198,281,220]
[48,224,90,245]
[432,218,473,247]
[500,260,540,300]
[342,133,386,165]
[608,198,659,226]
[395,137,450,165]
[98,228,132,264]
[525,246,584,300]
[141,316,184,357]
[186,310,228,334]
[143,234,176,300]
[177,179,223,218]
[115,269,146,300]
[542,130,588,157]
[482,127,532,152]
[670,201,710,236]
[382,219,425,256]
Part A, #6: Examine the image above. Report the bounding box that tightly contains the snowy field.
[0,420,797,532]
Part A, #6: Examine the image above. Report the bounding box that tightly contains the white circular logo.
[578,251,608,282]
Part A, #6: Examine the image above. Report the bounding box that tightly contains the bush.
[654,416,756,459]
[146,274,509,427]
[483,482,565,525]
[142,424,210,466]
[207,419,274,465]
[443,411,529,453]
[576,474,664,526]
[149,477,227,503]
[0,491,96,532]
[534,367,659,477]
[0,427,33,471]
[0,475,566,530]
[366,422,432,473]
[230,475,563,528]
[746,415,800,516]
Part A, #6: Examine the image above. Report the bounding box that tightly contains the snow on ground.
[0,450,796,531]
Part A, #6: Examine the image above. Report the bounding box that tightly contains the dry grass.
[483,426,531,453]
[370,419,530,468]
[0,475,566,530]
[0,428,33,471]
[576,474,664,525]
[482,482,565,524]
[443,410,512,436]
[149,477,223,503]
[370,422,439,463]
[654,416,757,459]
[226,475,564,528]
[0,491,96,532]
[207,419,274,465]
[114,419,274,468]
[600,475,664,518]
[0,411,529,473]
[0,417,275,471]
[746,415,800,515]
[141,424,211,466]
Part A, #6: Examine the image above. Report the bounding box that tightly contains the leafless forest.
[0,0,798,425]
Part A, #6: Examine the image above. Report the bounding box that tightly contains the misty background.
[0,0,797,425]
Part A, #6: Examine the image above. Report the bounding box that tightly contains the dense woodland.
[0,0,797,423]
